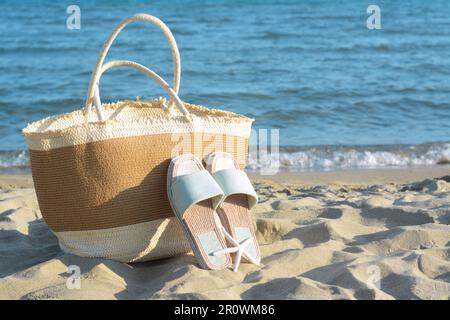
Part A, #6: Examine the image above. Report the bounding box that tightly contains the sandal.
[205,152,261,272]
[167,154,232,270]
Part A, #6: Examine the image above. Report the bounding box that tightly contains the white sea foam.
[247,143,450,172]
[0,151,29,169]
[1,143,450,174]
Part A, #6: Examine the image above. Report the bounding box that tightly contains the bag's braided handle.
[84,13,182,120]
[93,60,189,121]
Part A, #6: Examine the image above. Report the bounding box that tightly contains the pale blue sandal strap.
[170,170,224,219]
[212,169,258,209]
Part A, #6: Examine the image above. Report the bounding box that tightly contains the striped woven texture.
[24,101,252,262]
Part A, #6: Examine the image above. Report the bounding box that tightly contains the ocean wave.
[0,151,29,170]
[247,143,450,172]
[2,143,450,174]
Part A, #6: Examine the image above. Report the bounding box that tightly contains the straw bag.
[22,14,253,263]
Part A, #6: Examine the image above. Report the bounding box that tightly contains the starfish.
[213,227,260,272]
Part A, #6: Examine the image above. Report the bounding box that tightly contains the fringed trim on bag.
[23,99,254,151]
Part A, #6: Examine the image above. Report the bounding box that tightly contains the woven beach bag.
[22,14,253,263]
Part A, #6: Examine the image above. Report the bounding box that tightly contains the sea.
[1,0,450,173]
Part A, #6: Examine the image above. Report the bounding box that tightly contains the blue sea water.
[1,0,450,172]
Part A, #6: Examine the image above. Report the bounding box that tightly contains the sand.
[0,167,449,300]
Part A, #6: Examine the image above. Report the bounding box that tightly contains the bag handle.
[84,13,181,119]
[92,60,190,121]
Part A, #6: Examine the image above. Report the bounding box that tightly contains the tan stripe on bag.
[30,132,248,232]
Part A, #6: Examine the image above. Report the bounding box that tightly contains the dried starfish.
[213,227,260,272]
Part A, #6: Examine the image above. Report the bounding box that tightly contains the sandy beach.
[0,167,449,300]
